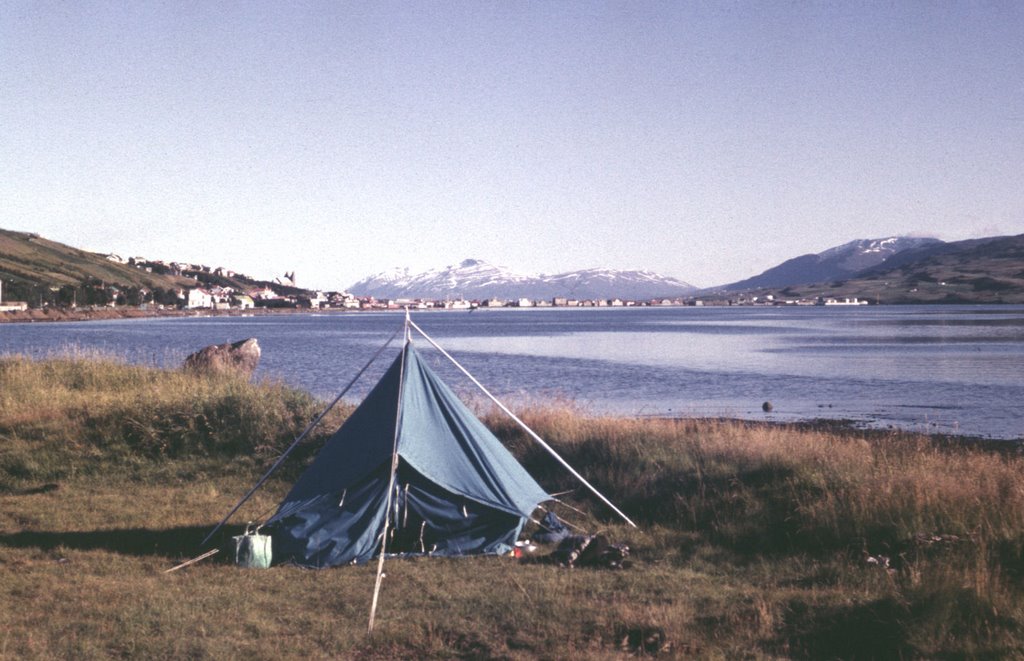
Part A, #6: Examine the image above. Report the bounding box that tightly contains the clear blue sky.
[3,2,1022,289]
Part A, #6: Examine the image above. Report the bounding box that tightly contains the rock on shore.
[183,338,261,378]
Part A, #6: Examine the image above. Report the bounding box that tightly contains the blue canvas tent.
[201,315,634,588]
[265,340,551,568]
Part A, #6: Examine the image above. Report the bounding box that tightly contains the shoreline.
[3,339,1019,447]
[0,305,569,324]
[5,301,1024,325]
[0,305,348,324]
[624,413,1024,448]
[730,416,1024,451]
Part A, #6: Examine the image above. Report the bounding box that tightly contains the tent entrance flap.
[268,465,392,568]
[387,463,527,557]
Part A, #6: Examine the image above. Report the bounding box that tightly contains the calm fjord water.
[3,305,1022,440]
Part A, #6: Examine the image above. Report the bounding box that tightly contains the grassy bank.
[2,356,1023,658]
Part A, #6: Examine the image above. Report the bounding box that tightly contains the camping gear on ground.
[513,540,538,558]
[543,534,631,569]
[233,525,272,568]
[534,510,571,544]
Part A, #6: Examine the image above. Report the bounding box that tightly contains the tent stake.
[409,319,637,528]
[164,548,219,573]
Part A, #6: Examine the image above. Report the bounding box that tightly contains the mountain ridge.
[716,236,944,291]
[730,234,1024,304]
[4,227,1022,307]
[349,259,697,301]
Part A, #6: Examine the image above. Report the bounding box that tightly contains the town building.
[187,288,214,309]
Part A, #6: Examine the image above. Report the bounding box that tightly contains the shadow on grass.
[777,589,1022,660]
[0,525,246,560]
[777,597,912,660]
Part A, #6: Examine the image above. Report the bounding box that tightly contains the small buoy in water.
[762,401,773,412]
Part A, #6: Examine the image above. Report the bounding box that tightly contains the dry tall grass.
[493,407,1024,555]
[0,353,346,490]
[2,356,1023,658]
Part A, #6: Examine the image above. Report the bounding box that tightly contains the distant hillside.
[752,234,1024,304]
[842,234,1024,303]
[0,229,195,305]
[717,237,943,291]
[0,229,191,289]
[0,228,308,308]
[349,259,697,301]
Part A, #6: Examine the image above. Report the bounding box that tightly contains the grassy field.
[0,228,195,291]
[2,355,1024,659]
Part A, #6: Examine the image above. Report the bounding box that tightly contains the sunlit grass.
[2,356,1023,658]
[0,353,349,491]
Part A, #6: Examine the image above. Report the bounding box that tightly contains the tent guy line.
[199,325,403,548]
[407,317,638,528]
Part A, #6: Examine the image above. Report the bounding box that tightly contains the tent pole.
[368,318,410,633]
[408,319,637,528]
[200,326,402,548]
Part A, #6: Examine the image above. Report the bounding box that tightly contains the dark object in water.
[762,401,773,412]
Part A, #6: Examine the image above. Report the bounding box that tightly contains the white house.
[250,287,277,300]
[233,295,255,310]
[0,280,28,311]
[823,297,869,306]
[187,288,214,309]
[309,291,329,309]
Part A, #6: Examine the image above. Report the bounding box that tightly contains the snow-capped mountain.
[717,237,944,291]
[816,237,944,273]
[541,268,696,301]
[349,259,696,301]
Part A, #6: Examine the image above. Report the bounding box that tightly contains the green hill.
[0,228,197,306]
[850,233,1024,303]
[1,228,314,308]
[760,234,1024,304]
[0,228,198,289]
